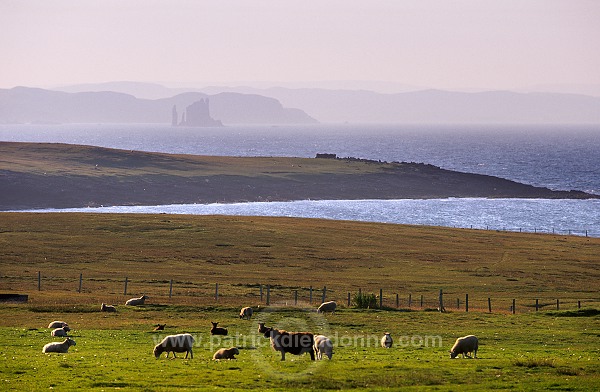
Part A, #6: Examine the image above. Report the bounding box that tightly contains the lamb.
[51,327,70,337]
[101,303,117,312]
[239,307,253,320]
[213,347,240,360]
[153,324,166,331]
[125,295,149,306]
[210,322,228,336]
[153,333,195,359]
[313,335,333,360]
[381,332,393,348]
[47,321,68,329]
[264,327,315,361]
[317,301,337,314]
[42,338,76,353]
[450,335,479,359]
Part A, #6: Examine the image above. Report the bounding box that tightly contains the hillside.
[0,142,595,211]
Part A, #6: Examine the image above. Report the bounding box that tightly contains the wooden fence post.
[294,290,298,305]
[78,273,82,293]
[379,288,383,308]
[408,293,412,308]
[215,283,219,302]
[420,294,423,308]
[556,299,559,310]
[465,293,469,312]
[488,297,492,313]
[322,286,327,303]
[512,299,516,314]
[439,289,445,312]
[578,300,581,309]
[169,279,173,298]
[38,271,41,291]
[348,292,351,307]
[124,277,128,295]
[535,299,539,311]
[457,298,460,309]
[309,286,313,304]
[266,285,271,306]
[260,284,263,302]
[396,293,399,308]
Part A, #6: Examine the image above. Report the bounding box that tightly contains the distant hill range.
[52,81,600,124]
[0,87,317,125]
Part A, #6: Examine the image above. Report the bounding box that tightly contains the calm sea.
[2,123,599,236]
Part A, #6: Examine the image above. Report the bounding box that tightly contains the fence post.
[488,297,492,313]
[322,286,327,304]
[512,299,516,314]
[124,277,128,295]
[38,271,41,291]
[408,293,412,308]
[535,299,539,311]
[439,289,445,312]
[309,286,313,304]
[396,293,399,308]
[266,285,271,306]
[294,290,298,306]
[78,273,82,293]
[578,300,581,309]
[348,292,351,307]
[260,284,263,302]
[556,299,559,310]
[169,279,173,298]
[420,294,423,308]
[379,288,383,308]
[215,283,219,302]
[465,294,469,312]
[457,298,460,309]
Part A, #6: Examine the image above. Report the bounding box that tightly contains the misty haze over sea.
[2,123,598,236]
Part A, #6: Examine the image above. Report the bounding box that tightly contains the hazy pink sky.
[1,0,599,91]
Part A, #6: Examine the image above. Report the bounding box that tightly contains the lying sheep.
[101,303,117,312]
[125,295,149,306]
[47,321,68,329]
[153,333,195,359]
[239,307,253,320]
[381,332,393,348]
[51,327,70,337]
[314,335,333,360]
[450,335,479,359]
[210,322,228,336]
[317,301,337,314]
[153,324,166,331]
[42,338,76,353]
[213,347,240,360]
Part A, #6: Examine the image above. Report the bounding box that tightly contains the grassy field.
[0,213,599,390]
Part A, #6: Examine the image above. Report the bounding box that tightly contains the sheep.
[210,322,228,336]
[381,333,393,348]
[239,307,253,320]
[213,347,240,360]
[47,321,68,329]
[125,295,149,306]
[264,327,315,361]
[153,333,195,359]
[313,335,333,360]
[258,322,269,335]
[317,301,337,314]
[42,338,76,353]
[51,327,70,337]
[153,324,166,331]
[450,335,479,359]
[101,303,117,312]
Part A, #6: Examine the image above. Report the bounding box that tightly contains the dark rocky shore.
[1,142,596,211]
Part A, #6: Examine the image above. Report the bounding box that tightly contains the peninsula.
[0,142,596,211]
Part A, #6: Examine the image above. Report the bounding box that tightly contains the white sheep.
[153,333,195,359]
[213,347,240,360]
[313,335,333,360]
[239,307,253,320]
[381,332,393,348]
[47,321,68,329]
[42,338,76,353]
[125,295,149,306]
[101,303,117,312]
[51,327,70,337]
[317,301,337,314]
[450,335,479,359]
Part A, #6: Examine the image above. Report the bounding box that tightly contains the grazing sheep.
[47,321,68,329]
[317,301,337,314]
[153,324,166,331]
[101,303,117,312]
[381,333,393,348]
[210,322,228,336]
[264,327,315,361]
[314,335,333,360]
[125,295,149,306]
[258,322,269,335]
[42,338,76,353]
[450,335,479,359]
[153,333,195,359]
[51,327,70,337]
[213,347,240,360]
[239,307,253,320]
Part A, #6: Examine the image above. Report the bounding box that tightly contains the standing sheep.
[258,322,269,335]
[125,295,149,306]
[153,333,195,359]
[51,327,70,337]
[313,335,333,360]
[450,335,479,359]
[47,321,68,329]
[213,347,240,360]
[317,301,337,314]
[101,303,117,312]
[239,307,253,320]
[210,322,228,336]
[381,333,393,348]
[42,338,76,353]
